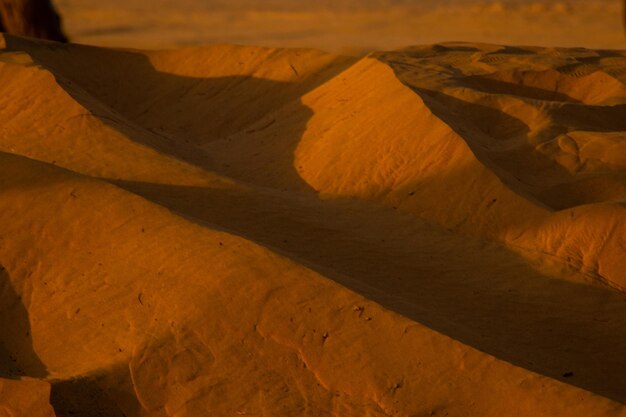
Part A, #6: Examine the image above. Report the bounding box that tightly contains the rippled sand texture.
[1,34,626,416]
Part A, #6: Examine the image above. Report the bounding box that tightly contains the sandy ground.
[0,29,626,415]
[54,0,625,53]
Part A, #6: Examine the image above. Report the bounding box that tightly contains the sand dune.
[1,33,626,416]
[55,0,625,52]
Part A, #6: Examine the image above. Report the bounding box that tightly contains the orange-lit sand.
[54,0,625,52]
[1,33,626,416]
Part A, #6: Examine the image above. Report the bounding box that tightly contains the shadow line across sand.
[2,34,356,193]
[118,179,626,405]
[377,49,626,211]
[0,267,134,416]
[2,36,626,407]
[0,265,47,378]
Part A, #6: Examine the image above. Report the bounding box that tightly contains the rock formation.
[0,0,67,42]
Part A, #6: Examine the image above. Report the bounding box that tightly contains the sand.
[53,0,626,53]
[1,31,626,416]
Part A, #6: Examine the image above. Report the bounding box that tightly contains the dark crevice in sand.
[50,375,130,417]
[0,265,48,379]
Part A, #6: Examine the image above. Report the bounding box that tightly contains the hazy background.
[55,0,624,53]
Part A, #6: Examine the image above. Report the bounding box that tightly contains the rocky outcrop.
[0,0,67,42]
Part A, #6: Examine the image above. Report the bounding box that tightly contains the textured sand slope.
[1,34,626,416]
[204,43,626,290]
[374,44,626,289]
[3,153,623,417]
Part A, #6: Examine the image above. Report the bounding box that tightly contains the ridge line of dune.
[5,150,626,415]
[3,36,626,415]
[10,51,217,170]
[208,49,626,292]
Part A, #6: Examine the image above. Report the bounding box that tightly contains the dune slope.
[1,34,626,416]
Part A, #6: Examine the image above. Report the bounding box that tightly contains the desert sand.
[1,13,626,417]
[54,0,625,53]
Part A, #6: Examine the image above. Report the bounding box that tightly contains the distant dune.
[1,33,626,416]
[54,0,624,52]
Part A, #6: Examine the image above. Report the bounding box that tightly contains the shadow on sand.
[0,265,47,378]
[118,178,626,405]
[0,265,129,416]
[2,34,355,192]
[2,35,626,407]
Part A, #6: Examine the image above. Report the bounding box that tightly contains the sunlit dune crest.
[1,33,626,416]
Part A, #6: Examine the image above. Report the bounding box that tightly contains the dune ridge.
[1,34,626,416]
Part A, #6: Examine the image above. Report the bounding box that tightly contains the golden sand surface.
[54,0,625,53]
[1,31,626,416]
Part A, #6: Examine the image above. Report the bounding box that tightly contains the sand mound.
[1,34,626,416]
